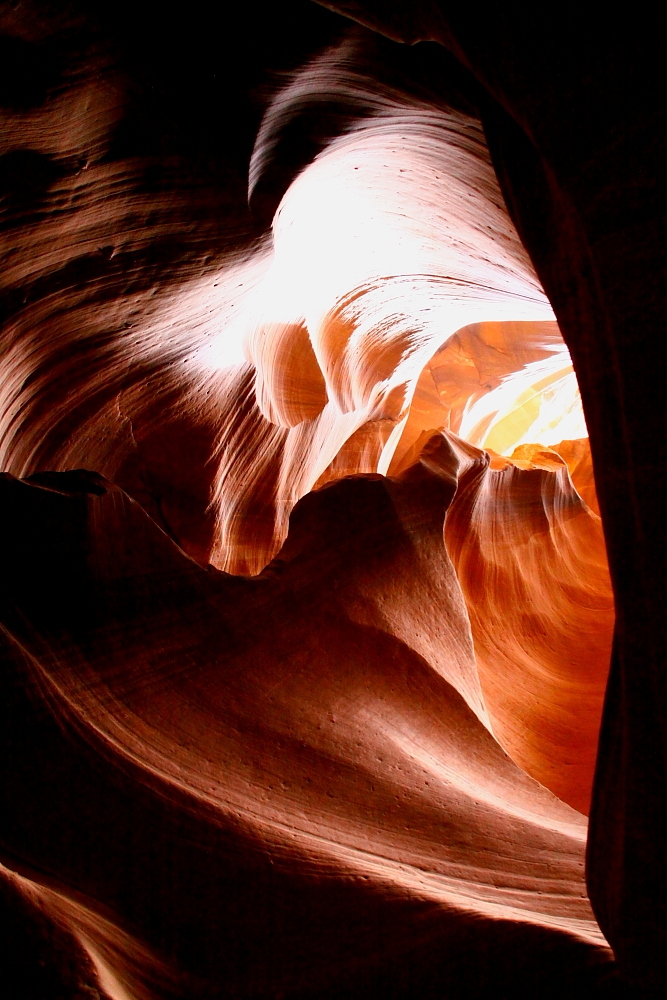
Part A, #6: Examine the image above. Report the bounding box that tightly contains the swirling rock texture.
[0,2,662,997]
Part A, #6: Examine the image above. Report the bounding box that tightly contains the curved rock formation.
[1,450,613,998]
[4,1,658,996]
[1,8,565,576]
[445,436,613,814]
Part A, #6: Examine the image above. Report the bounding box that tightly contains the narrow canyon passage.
[2,3,663,998]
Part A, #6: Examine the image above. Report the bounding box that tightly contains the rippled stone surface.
[3,1,664,996]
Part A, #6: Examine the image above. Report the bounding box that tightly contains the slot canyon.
[0,3,664,997]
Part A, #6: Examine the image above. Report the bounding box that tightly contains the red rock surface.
[445,436,613,814]
[2,1,663,996]
[1,453,613,998]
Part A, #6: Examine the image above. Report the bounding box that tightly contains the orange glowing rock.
[444,434,613,814]
[0,11,624,994]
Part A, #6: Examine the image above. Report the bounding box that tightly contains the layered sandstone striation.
[0,3,625,997]
[1,447,613,999]
[444,437,612,814]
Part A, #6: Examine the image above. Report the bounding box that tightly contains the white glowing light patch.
[264,113,554,334]
[197,107,585,505]
[459,351,588,456]
[256,112,583,457]
[188,247,273,372]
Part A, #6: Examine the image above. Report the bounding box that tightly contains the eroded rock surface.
[1,2,641,997]
[1,451,613,998]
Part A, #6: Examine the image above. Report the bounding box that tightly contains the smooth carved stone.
[0,455,613,998]
[445,436,613,814]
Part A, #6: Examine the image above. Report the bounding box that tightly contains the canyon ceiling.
[0,2,665,998]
